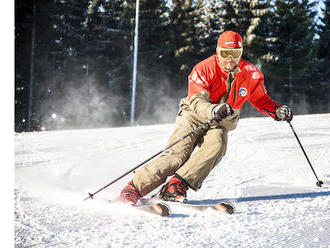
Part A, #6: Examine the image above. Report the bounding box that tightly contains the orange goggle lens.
[219,49,243,59]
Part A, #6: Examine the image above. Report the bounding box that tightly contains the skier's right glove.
[212,103,234,121]
[275,105,293,122]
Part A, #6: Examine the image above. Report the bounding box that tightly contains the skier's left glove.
[275,105,293,122]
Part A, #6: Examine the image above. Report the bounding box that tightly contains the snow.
[15,114,330,247]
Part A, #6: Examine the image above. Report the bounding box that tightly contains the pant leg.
[175,127,228,191]
[133,112,205,196]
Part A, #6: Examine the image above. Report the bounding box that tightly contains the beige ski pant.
[132,105,239,196]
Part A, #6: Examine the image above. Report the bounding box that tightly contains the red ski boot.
[159,174,189,203]
[119,181,142,205]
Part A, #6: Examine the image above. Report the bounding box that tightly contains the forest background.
[15,0,330,132]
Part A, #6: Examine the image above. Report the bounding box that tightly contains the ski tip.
[215,202,235,215]
[152,203,171,217]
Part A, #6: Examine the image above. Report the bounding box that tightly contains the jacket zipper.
[232,82,237,106]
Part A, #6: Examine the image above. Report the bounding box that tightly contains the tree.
[15,0,35,131]
[81,0,134,126]
[33,0,137,129]
[249,0,317,106]
[162,1,202,79]
[34,0,92,129]
[308,0,330,113]
[198,0,270,61]
[317,0,330,80]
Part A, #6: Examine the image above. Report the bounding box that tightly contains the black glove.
[275,105,293,122]
[212,103,234,121]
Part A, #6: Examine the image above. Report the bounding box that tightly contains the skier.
[119,30,293,204]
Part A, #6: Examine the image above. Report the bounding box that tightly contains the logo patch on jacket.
[238,87,248,97]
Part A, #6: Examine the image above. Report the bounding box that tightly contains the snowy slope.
[15,114,330,248]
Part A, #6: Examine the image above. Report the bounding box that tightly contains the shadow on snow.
[188,190,330,205]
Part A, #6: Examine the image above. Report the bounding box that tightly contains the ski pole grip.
[199,117,218,131]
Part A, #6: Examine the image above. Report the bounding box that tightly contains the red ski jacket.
[187,55,281,119]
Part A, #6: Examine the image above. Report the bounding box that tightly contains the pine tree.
[199,0,269,61]
[163,1,202,78]
[317,0,330,79]
[309,0,330,112]
[195,0,220,57]
[24,0,135,129]
[249,0,317,105]
[219,0,239,31]
[35,0,92,129]
[244,0,271,61]
[15,0,36,131]
[40,0,142,128]
[82,0,134,126]
[195,0,234,57]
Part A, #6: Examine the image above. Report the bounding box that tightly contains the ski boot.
[159,174,189,203]
[119,181,142,205]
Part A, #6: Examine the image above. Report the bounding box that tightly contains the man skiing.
[119,30,293,205]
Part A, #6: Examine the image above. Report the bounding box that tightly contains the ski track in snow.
[15,114,330,248]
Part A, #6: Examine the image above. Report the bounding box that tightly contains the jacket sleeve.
[248,73,281,119]
[186,68,218,120]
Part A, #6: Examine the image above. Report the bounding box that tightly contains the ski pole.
[288,121,324,187]
[84,117,217,201]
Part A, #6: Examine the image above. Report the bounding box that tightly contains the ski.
[173,201,235,215]
[108,198,171,217]
[134,202,171,217]
[141,197,235,215]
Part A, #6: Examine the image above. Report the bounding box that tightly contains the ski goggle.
[218,48,243,59]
